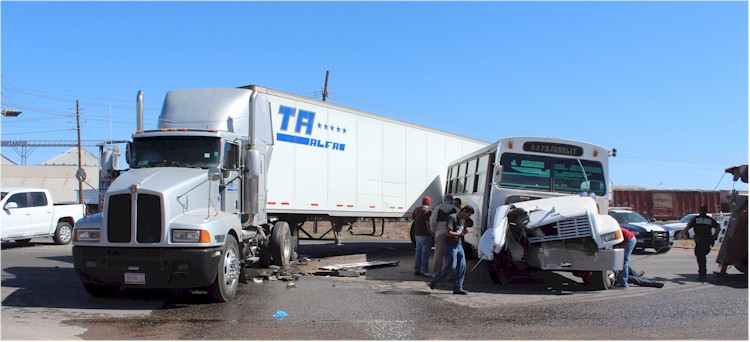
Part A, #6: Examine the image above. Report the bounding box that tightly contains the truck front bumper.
[73,246,224,289]
[525,246,624,272]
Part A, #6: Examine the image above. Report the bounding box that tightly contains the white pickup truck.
[1,188,86,245]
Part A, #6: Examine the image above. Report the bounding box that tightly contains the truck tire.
[584,270,615,290]
[82,283,119,298]
[269,221,292,267]
[53,222,73,245]
[207,235,240,302]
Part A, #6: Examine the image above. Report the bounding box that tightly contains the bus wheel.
[583,270,615,290]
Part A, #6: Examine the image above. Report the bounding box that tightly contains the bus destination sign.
[523,142,584,157]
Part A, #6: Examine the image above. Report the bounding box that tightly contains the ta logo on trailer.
[276,105,347,151]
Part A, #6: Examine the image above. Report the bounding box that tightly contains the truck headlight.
[172,229,210,243]
[601,231,620,243]
[75,229,101,242]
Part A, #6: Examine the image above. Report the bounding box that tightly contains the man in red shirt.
[616,227,637,288]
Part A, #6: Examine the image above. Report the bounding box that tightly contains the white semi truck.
[72,85,486,302]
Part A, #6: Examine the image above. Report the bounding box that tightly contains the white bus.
[446,136,622,289]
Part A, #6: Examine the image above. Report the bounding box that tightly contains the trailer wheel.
[269,221,292,267]
[583,270,615,290]
[53,222,73,245]
[82,283,119,298]
[207,235,240,302]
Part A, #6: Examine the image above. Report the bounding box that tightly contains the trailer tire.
[53,222,73,245]
[207,235,240,302]
[269,221,292,267]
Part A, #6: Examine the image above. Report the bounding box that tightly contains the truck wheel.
[584,270,615,290]
[207,235,240,302]
[82,283,119,298]
[53,222,73,245]
[269,221,292,267]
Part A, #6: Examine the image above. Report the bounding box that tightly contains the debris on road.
[318,261,399,271]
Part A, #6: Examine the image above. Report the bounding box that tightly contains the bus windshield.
[130,136,221,169]
[497,152,606,196]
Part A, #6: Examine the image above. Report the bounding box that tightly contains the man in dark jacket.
[682,205,721,281]
[412,196,433,277]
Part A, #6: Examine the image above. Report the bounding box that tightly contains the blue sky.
[1,1,747,191]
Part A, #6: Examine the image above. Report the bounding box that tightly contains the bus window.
[465,158,477,193]
[552,159,606,196]
[474,154,489,193]
[498,153,551,191]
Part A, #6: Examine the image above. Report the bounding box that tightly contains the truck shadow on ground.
[1,266,170,310]
[1,241,58,250]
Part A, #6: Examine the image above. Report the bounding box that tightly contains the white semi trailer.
[72,85,486,302]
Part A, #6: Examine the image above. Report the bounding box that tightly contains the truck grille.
[528,215,592,243]
[107,194,162,243]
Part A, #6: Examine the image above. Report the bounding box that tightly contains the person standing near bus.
[412,196,433,277]
[429,205,475,295]
[430,194,457,274]
[615,227,636,288]
[682,205,721,281]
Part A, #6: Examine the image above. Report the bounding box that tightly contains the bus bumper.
[526,246,624,271]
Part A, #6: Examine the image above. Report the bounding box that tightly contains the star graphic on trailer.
[324,124,329,130]
[343,128,347,134]
[317,123,322,129]
[336,127,341,132]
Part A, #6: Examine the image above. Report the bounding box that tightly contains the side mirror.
[76,168,87,182]
[207,167,222,182]
[4,202,18,209]
[650,218,656,223]
[492,164,503,182]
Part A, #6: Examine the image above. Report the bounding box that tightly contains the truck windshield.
[497,153,607,196]
[610,211,649,224]
[130,136,221,169]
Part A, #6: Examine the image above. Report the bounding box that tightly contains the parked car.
[666,213,730,242]
[609,208,673,253]
[1,188,86,245]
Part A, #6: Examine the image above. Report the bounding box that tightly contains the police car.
[609,208,673,253]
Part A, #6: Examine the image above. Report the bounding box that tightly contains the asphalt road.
[2,237,747,340]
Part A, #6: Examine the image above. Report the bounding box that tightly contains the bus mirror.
[493,164,502,177]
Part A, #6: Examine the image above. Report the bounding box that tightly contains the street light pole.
[76,100,84,205]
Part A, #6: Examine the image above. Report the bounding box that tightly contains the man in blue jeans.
[412,196,433,277]
[429,205,475,295]
[616,227,637,288]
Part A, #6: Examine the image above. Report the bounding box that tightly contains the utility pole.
[76,100,84,205]
[322,70,330,102]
